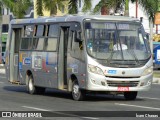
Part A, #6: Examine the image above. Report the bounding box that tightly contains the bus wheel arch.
[25,70,32,86]
[70,74,85,101]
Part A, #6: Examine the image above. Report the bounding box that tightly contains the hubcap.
[73,84,79,98]
[29,78,33,91]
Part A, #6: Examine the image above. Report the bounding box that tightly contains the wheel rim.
[73,84,80,98]
[29,78,33,91]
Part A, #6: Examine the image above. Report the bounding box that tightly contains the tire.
[27,75,36,94]
[72,81,85,101]
[124,92,137,100]
[27,75,45,94]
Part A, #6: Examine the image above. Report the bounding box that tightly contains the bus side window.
[44,24,59,51]
[32,25,45,50]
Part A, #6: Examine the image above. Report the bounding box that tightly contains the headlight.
[142,66,153,76]
[88,64,104,75]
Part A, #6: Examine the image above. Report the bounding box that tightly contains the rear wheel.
[124,91,137,100]
[28,75,36,94]
[72,81,85,101]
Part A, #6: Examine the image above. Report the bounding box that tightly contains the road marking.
[138,96,160,101]
[22,106,99,119]
[82,117,99,120]
[115,103,160,110]
[0,81,4,84]
[22,106,50,111]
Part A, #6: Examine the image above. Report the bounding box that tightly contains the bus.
[5,15,153,101]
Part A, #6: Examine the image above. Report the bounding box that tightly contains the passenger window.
[36,25,45,37]
[24,25,34,37]
[21,38,32,50]
[35,38,44,50]
[45,38,57,51]
[48,25,59,37]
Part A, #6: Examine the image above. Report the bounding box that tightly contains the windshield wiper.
[127,49,140,65]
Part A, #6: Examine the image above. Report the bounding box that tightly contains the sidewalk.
[153,77,160,84]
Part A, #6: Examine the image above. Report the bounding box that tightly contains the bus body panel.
[5,15,152,96]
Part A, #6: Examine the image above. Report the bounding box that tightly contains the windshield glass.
[85,21,151,62]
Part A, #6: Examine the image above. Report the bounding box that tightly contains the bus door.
[9,27,22,83]
[58,26,69,89]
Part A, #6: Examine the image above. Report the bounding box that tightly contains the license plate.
[118,87,129,91]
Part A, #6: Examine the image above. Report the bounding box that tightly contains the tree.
[93,0,123,15]
[36,0,64,16]
[132,0,158,22]
[93,0,158,22]
[68,0,92,14]
[0,0,32,18]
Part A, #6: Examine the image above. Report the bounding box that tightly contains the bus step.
[9,81,20,85]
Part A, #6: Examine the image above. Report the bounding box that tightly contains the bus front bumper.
[86,73,153,92]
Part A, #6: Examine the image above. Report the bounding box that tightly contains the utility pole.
[136,0,138,18]
[150,21,153,54]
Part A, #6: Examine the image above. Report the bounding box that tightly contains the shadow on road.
[3,85,28,93]
[3,86,144,102]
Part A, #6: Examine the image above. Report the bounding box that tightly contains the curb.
[153,78,160,84]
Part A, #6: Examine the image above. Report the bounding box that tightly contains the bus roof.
[10,15,139,25]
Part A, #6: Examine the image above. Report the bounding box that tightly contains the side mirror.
[74,31,81,42]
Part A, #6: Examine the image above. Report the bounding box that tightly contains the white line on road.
[138,96,160,101]
[22,106,99,119]
[22,106,50,111]
[0,81,4,84]
[115,103,160,110]
[82,117,99,120]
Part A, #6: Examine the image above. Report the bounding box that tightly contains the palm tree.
[0,0,31,18]
[93,0,158,22]
[36,0,64,16]
[132,0,158,22]
[12,0,32,18]
[93,0,123,15]
[68,0,92,14]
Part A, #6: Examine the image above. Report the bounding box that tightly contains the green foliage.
[0,0,32,18]
[93,0,120,14]
[82,0,92,12]
[36,0,64,16]
[36,0,43,16]
[13,0,31,18]
[68,0,78,14]
[68,0,92,14]
[137,0,158,22]
[93,0,158,22]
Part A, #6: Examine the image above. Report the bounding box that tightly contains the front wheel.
[124,91,137,100]
[72,81,85,101]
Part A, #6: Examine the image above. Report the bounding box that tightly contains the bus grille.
[107,81,139,87]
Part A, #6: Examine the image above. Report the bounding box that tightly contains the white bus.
[5,15,153,100]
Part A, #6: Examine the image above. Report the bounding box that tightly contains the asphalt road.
[0,68,160,120]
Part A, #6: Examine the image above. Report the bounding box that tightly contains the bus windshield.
[85,21,151,64]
